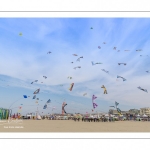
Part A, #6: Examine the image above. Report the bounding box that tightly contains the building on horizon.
[129,109,140,115]
[140,107,150,115]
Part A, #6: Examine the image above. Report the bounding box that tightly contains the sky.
[0,18,150,115]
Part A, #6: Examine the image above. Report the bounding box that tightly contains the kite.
[115,101,119,108]
[91,61,102,65]
[19,33,22,36]
[37,98,39,100]
[101,69,109,74]
[68,76,72,79]
[83,93,87,96]
[95,62,102,64]
[146,71,150,73]
[136,49,142,51]
[77,58,80,61]
[73,66,81,69]
[23,95,27,98]
[31,82,34,84]
[47,51,51,54]
[101,85,107,94]
[73,54,78,56]
[33,95,36,99]
[62,102,67,114]
[77,56,83,62]
[117,75,126,81]
[43,104,47,109]
[47,99,51,103]
[117,108,122,115]
[113,47,117,50]
[103,42,106,44]
[90,27,93,29]
[91,61,95,66]
[34,80,38,82]
[21,104,23,105]
[92,95,98,109]
[69,83,74,91]
[33,88,40,94]
[60,84,63,86]
[110,106,115,108]
[98,46,101,49]
[71,62,74,63]
[28,96,30,97]
[137,86,148,93]
[43,76,47,79]
[117,50,120,52]
[124,50,130,51]
[118,63,126,65]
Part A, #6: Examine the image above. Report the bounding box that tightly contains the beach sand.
[0,120,150,132]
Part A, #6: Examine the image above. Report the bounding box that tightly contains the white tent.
[37,115,41,120]
[143,114,148,117]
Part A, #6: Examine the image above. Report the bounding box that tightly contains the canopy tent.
[143,114,148,117]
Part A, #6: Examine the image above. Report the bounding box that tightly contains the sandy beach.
[0,120,150,132]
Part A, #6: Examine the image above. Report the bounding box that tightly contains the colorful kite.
[117,107,122,115]
[62,102,67,114]
[92,95,98,109]
[117,75,126,81]
[101,85,107,94]
[69,83,74,91]
[33,88,40,94]
[23,95,27,98]
[137,86,148,93]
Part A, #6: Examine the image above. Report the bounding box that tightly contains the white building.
[140,107,150,116]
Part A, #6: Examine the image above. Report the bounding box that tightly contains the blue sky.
[0,18,150,115]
